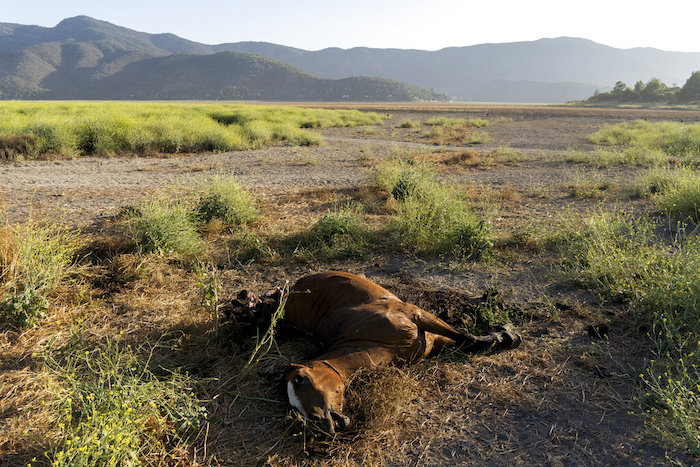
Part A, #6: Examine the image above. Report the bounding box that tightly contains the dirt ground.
[2,103,700,465]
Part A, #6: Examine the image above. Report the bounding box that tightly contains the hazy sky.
[2,0,699,52]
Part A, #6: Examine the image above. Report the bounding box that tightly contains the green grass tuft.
[396,119,421,129]
[127,200,205,257]
[194,176,259,227]
[374,159,493,259]
[297,205,372,260]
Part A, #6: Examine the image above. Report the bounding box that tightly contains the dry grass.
[4,106,700,465]
[499,182,522,202]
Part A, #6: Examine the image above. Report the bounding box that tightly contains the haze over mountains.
[2,16,700,102]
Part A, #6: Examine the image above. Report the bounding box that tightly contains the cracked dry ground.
[2,104,700,465]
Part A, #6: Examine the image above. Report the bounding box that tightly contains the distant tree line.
[587,71,700,104]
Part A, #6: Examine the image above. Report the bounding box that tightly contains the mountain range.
[2,16,700,102]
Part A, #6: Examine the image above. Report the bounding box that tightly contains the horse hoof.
[494,325,522,349]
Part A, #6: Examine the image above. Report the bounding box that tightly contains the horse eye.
[294,374,310,386]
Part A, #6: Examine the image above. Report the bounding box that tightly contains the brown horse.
[282,271,521,434]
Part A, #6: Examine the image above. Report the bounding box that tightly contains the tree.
[612,81,628,95]
[679,71,700,102]
[639,78,669,100]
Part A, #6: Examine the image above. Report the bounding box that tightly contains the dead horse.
[282,271,521,434]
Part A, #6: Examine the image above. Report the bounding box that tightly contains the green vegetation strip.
[0,102,383,159]
[590,120,700,164]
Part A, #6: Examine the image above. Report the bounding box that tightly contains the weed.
[567,168,614,198]
[292,151,322,166]
[196,261,222,335]
[560,210,700,451]
[631,166,700,222]
[590,120,700,164]
[375,160,492,259]
[0,216,78,326]
[657,172,700,223]
[227,231,277,263]
[42,337,205,466]
[565,147,668,168]
[421,117,491,145]
[425,117,489,128]
[372,158,436,196]
[397,119,421,129]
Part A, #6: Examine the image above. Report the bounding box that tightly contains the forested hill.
[3,16,700,102]
[0,16,445,101]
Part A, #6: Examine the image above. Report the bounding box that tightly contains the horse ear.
[278,362,304,394]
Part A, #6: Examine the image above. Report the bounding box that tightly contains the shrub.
[127,200,205,256]
[0,217,78,325]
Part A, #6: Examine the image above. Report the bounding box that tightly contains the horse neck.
[309,345,396,381]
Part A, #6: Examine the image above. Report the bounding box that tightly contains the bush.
[0,217,78,325]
